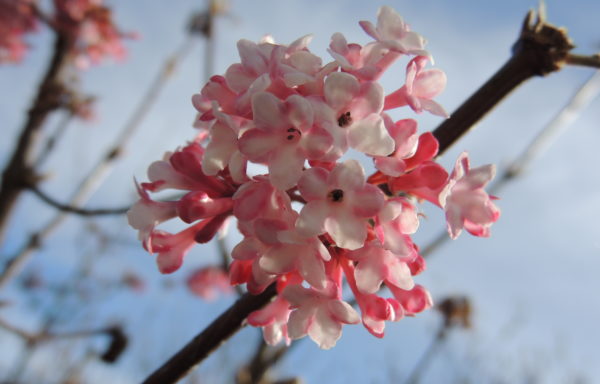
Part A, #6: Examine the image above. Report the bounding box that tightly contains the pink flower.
[339,255,406,337]
[346,242,415,295]
[0,0,37,64]
[388,284,433,316]
[248,295,292,346]
[385,56,448,117]
[327,33,398,82]
[283,284,359,349]
[127,182,177,249]
[141,142,234,196]
[54,0,135,68]
[199,105,248,184]
[147,213,228,274]
[239,92,333,190]
[296,160,384,250]
[258,223,332,290]
[187,266,232,300]
[359,6,429,56]
[311,72,394,158]
[374,198,420,255]
[439,152,500,239]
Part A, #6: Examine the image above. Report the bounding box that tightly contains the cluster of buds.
[0,0,37,63]
[53,0,136,68]
[128,6,500,349]
[0,0,133,67]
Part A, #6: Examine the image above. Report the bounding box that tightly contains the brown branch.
[566,53,600,69]
[433,8,575,155]
[0,317,123,346]
[142,284,277,384]
[0,33,72,245]
[28,184,130,216]
[0,37,195,291]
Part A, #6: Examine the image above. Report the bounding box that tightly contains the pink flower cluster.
[54,0,135,68]
[129,6,500,349]
[0,0,132,66]
[0,0,37,63]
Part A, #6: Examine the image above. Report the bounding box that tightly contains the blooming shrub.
[0,0,133,66]
[0,0,37,63]
[128,6,499,349]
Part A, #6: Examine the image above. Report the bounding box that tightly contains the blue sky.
[1,1,600,383]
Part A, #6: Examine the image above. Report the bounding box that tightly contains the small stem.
[28,184,130,216]
[566,53,600,69]
[0,33,72,245]
[402,326,447,384]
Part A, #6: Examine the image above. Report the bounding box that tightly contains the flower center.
[286,127,302,141]
[337,111,352,127]
[328,189,344,202]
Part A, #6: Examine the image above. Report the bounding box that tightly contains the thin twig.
[0,37,195,290]
[402,327,447,384]
[0,317,119,344]
[0,33,72,245]
[28,184,130,216]
[34,111,73,167]
[566,53,600,69]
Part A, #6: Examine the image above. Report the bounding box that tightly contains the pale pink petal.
[329,159,365,191]
[285,94,314,129]
[238,128,279,161]
[327,300,360,324]
[252,92,287,130]
[232,237,263,261]
[347,114,395,156]
[298,252,327,289]
[282,284,313,306]
[351,184,384,217]
[296,200,329,237]
[259,244,298,274]
[287,34,314,52]
[413,69,447,99]
[329,32,349,56]
[302,125,334,159]
[355,258,383,294]
[350,82,384,119]
[202,121,238,175]
[298,167,329,201]
[324,72,359,111]
[289,51,322,74]
[420,99,449,118]
[375,157,406,177]
[225,63,255,93]
[358,20,380,40]
[386,260,415,290]
[464,164,496,189]
[325,210,366,250]
[254,218,290,244]
[287,308,313,339]
[268,146,305,190]
[237,39,268,75]
[308,307,342,349]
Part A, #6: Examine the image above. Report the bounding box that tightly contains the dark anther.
[328,189,344,202]
[337,111,352,127]
[286,127,301,140]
